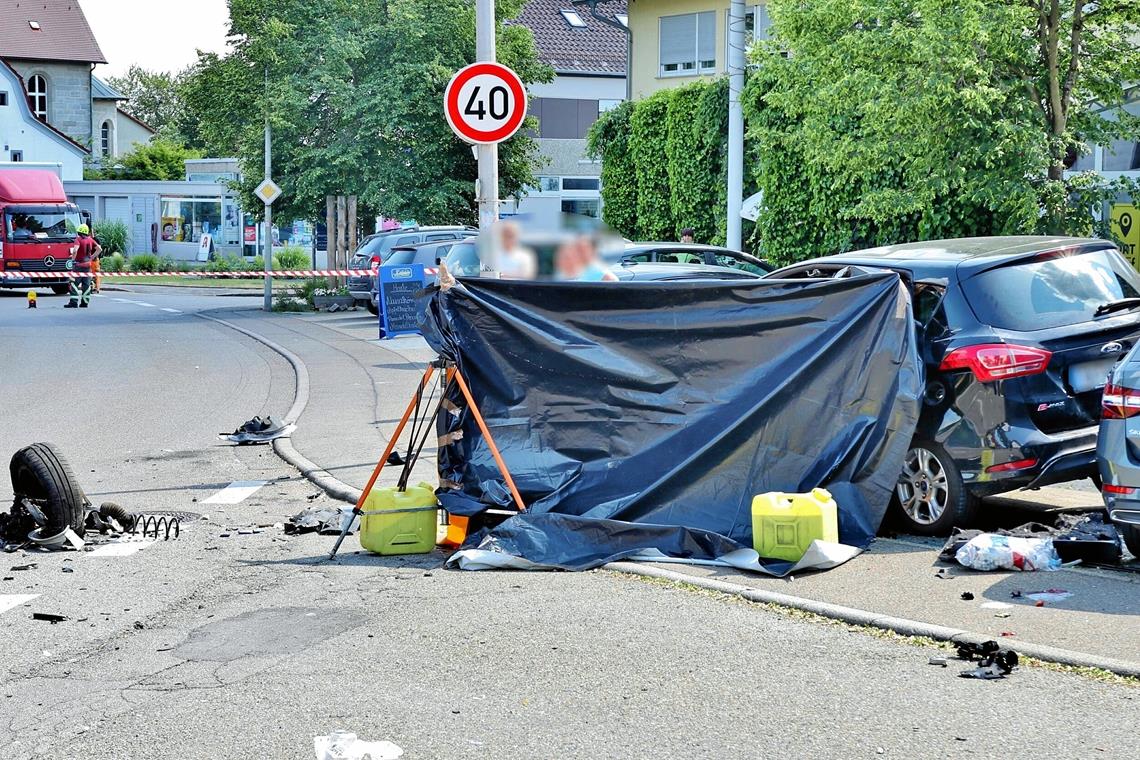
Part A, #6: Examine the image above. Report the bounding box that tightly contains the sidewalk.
[215,307,1140,673]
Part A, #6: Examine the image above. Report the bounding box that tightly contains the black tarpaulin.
[422,273,922,572]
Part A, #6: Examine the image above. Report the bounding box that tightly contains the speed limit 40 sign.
[444,62,527,144]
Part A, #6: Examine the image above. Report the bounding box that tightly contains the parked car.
[367,239,458,311]
[348,226,475,312]
[611,242,773,275]
[1096,345,1140,556]
[766,236,1140,535]
[440,240,761,283]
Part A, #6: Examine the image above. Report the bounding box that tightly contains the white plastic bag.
[314,731,403,760]
[955,534,1061,572]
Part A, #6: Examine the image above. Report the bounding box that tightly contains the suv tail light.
[1102,383,1140,419]
[369,255,381,268]
[939,344,1052,382]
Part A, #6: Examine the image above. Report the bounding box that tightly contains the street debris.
[940,514,1126,571]
[313,731,403,760]
[928,656,948,667]
[953,534,1060,572]
[3,443,89,551]
[223,415,296,444]
[1026,589,1072,604]
[32,612,67,624]
[286,507,358,536]
[960,592,974,601]
[955,640,1018,679]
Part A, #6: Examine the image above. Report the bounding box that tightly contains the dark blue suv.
[768,236,1140,534]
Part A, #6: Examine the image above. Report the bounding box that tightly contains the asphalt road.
[0,287,1137,759]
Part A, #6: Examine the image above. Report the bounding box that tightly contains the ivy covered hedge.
[588,79,743,246]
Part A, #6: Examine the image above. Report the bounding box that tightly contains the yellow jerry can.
[359,482,438,555]
[751,488,839,562]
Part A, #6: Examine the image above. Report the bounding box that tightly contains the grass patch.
[610,570,1140,686]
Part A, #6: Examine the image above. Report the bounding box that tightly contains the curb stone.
[201,311,1140,680]
[606,561,1140,678]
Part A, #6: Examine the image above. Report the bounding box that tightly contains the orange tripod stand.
[328,358,526,560]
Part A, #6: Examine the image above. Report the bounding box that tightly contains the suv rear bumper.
[347,275,373,301]
[955,426,1098,497]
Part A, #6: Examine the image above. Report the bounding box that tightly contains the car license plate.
[1068,357,1117,393]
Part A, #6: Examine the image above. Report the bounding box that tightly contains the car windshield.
[443,241,482,277]
[965,248,1140,331]
[5,208,80,242]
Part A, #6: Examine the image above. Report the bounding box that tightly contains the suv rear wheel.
[1120,524,1140,558]
[892,440,979,535]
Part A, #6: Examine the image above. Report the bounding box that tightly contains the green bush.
[629,91,673,241]
[206,254,246,272]
[247,255,265,271]
[130,254,159,272]
[273,245,310,270]
[587,102,638,238]
[157,256,176,272]
[294,277,326,308]
[94,220,130,255]
[102,252,127,272]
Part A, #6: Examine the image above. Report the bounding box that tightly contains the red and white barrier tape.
[0,268,438,280]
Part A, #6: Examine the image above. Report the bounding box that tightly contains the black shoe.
[64,302,78,308]
[79,302,89,308]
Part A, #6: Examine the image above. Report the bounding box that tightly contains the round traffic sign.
[444,62,527,144]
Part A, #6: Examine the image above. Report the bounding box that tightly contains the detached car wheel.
[9,443,87,536]
[891,440,978,536]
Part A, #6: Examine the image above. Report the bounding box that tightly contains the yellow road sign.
[1111,203,1139,266]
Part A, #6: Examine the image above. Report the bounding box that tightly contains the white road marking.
[112,298,132,303]
[160,307,182,313]
[0,594,39,615]
[202,480,269,504]
[88,538,153,557]
[134,301,157,307]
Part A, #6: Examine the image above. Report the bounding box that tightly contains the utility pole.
[726,0,746,251]
[475,0,498,231]
[263,113,273,311]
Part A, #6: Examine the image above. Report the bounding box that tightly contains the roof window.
[616,14,628,27]
[28,21,41,31]
[560,9,587,28]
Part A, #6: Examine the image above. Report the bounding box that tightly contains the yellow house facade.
[622,0,770,98]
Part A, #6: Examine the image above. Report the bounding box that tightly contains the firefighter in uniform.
[65,224,101,308]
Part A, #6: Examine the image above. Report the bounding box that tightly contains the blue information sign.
[378,264,428,339]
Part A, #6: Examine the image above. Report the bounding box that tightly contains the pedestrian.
[494,221,537,279]
[65,224,101,309]
[680,227,696,244]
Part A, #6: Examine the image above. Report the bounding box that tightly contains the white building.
[0,60,86,179]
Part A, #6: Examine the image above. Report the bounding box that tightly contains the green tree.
[109,65,186,139]
[91,138,201,180]
[748,0,1140,262]
[179,0,551,225]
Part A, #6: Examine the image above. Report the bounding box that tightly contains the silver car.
[1096,340,1140,556]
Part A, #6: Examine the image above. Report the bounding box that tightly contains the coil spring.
[130,514,180,540]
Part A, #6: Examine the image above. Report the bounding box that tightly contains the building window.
[561,198,601,218]
[160,197,223,244]
[11,150,23,162]
[100,120,114,157]
[560,9,587,28]
[27,74,47,119]
[659,12,716,76]
[0,91,8,106]
[725,5,773,66]
[562,177,601,191]
[537,177,561,193]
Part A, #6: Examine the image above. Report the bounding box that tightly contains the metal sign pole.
[475,0,498,232]
[263,118,273,311]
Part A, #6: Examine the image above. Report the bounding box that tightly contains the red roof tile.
[511,0,627,75]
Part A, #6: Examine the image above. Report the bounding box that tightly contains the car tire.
[9,443,87,536]
[890,440,979,536]
[366,300,379,315]
[1120,524,1140,559]
[51,284,70,295]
